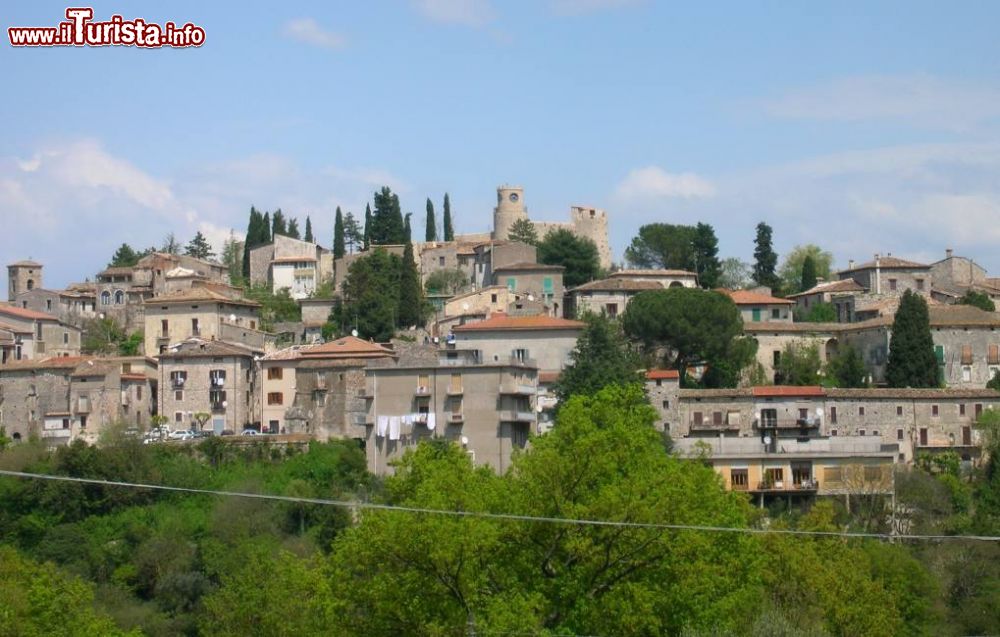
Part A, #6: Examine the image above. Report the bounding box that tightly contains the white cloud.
[763,74,1000,132]
[281,18,346,50]
[614,165,716,201]
[412,0,495,26]
[550,0,642,16]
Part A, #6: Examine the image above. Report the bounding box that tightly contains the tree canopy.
[443,193,454,241]
[775,341,822,385]
[826,344,868,388]
[554,313,643,404]
[779,244,834,294]
[886,290,939,388]
[333,206,345,259]
[369,187,406,245]
[508,218,539,246]
[692,222,722,288]
[424,198,437,242]
[183,231,215,260]
[537,228,601,288]
[107,243,142,268]
[752,222,780,292]
[959,290,996,312]
[624,223,696,270]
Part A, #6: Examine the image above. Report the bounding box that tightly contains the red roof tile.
[645,369,680,380]
[717,289,794,305]
[452,313,585,332]
[0,305,58,321]
[300,335,394,358]
[752,386,826,397]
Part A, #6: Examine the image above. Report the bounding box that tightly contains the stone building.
[7,260,42,301]
[443,286,521,318]
[786,279,864,314]
[249,234,333,299]
[719,288,794,323]
[929,248,1000,302]
[743,322,842,384]
[142,288,262,355]
[837,255,931,297]
[490,185,612,269]
[491,263,565,317]
[156,339,260,433]
[569,278,661,319]
[471,241,538,289]
[0,305,81,360]
[0,355,157,446]
[451,313,585,374]
[13,286,97,327]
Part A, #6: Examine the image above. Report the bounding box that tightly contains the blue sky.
[4,0,1000,288]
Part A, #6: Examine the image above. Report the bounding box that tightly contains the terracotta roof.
[452,314,585,332]
[0,356,89,371]
[98,266,135,276]
[609,269,698,278]
[743,321,843,334]
[0,305,59,321]
[571,278,662,293]
[928,305,1000,327]
[717,289,794,305]
[271,256,317,263]
[446,285,512,304]
[752,386,826,397]
[786,279,865,298]
[646,369,680,380]
[539,371,561,384]
[839,256,929,272]
[159,339,258,358]
[679,388,752,399]
[826,388,1000,400]
[300,336,394,359]
[492,262,565,272]
[144,288,260,307]
[8,260,42,267]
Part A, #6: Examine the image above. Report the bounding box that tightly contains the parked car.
[240,429,259,436]
[219,429,235,436]
[168,430,195,441]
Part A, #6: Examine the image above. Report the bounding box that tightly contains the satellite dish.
[229,314,236,322]
[462,302,470,311]
[351,329,358,337]
[763,435,772,445]
[460,436,469,446]
[222,401,228,408]
[815,407,823,416]
[536,404,543,413]
[527,294,534,302]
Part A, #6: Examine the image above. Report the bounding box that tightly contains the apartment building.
[143,288,261,355]
[450,313,585,373]
[0,305,81,360]
[491,263,565,317]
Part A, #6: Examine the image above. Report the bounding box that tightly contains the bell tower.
[492,185,527,241]
[7,260,42,301]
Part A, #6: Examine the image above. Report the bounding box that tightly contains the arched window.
[101,291,111,305]
[114,290,125,305]
[26,279,34,290]
[12,432,21,442]
[669,281,684,288]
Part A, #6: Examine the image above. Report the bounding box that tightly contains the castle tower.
[570,206,612,270]
[492,185,527,241]
[7,260,42,301]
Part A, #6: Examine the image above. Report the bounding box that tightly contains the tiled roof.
[272,256,317,263]
[743,321,843,334]
[929,305,1000,327]
[539,371,561,384]
[717,289,794,305]
[786,279,865,298]
[610,269,698,278]
[839,256,929,272]
[0,356,89,371]
[8,260,42,267]
[300,336,394,359]
[159,339,258,358]
[492,262,565,272]
[571,278,662,293]
[144,288,260,307]
[646,369,680,380]
[752,386,826,397]
[98,266,135,276]
[826,388,1000,400]
[452,313,585,332]
[0,304,58,321]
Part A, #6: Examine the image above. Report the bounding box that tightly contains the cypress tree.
[242,206,259,279]
[363,204,372,250]
[370,187,406,245]
[752,222,780,292]
[262,212,271,243]
[443,193,454,241]
[397,241,424,328]
[287,217,301,240]
[425,198,437,242]
[272,209,287,238]
[404,213,412,243]
[304,216,314,243]
[333,206,346,259]
[886,290,939,388]
[800,254,818,292]
[692,222,722,289]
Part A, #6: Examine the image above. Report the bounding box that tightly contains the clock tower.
[492,184,527,241]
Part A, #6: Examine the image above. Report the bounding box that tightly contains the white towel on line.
[426,412,436,431]
[389,416,401,441]
[377,415,389,438]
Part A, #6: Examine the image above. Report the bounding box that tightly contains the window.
[506,277,516,291]
[136,386,142,401]
[730,469,749,490]
[752,308,761,322]
[764,468,784,487]
[824,467,843,483]
[771,308,780,319]
[662,400,669,409]
[63,332,68,344]
[830,406,837,423]
[46,300,52,310]
[963,426,972,446]
[175,412,183,423]
[511,423,528,449]
[935,345,945,365]
[114,290,124,305]
[450,373,462,393]
[513,348,529,363]
[161,319,169,336]
[713,411,723,426]
[543,277,554,295]
[175,390,183,401]
[864,466,883,481]
[438,256,445,266]
[79,416,87,428]
[888,278,897,291]
[210,369,226,387]
[976,403,984,418]
[191,318,200,336]
[490,293,498,304]
[872,429,880,437]
[692,412,703,426]
[897,428,904,441]
[932,404,939,417]
[960,403,967,416]
[896,405,903,416]
[919,428,928,446]
[605,303,618,318]
[798,408,808,420]
[101,291,111,305]
[916,279,925,291]
[859,429,866,436]
[859,406,865,416]
[963,366,972,382]
[210,390,226,408]
[773,350,781,366]
[990,344,1000,365]
[267,392,283,406]
[170,370,187,386]
[961,344,973,365]
[655,379,662,387]
[268,366,283,380]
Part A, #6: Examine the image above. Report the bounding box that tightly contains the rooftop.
[272,256,317,264]
[452,313,585,332]
[300,335,395,359]
[571,278,662,293]
[646,369,680,381]
[609,269,698,278]
[159,338,259,359]
[144,288,260,307]
[717,289,794,305]
[8,260,42,267]
[0,304,59,321]
[0,356,90,371]
[492,262,565,272]
[839,256,930,272]
[786,279,865,298]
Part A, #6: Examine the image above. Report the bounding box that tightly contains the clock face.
[509,192,519,203]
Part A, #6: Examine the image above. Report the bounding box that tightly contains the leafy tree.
[161,232,181,255]
[443,192,454,241]
[425,268,470,295]
[959,290,996,312]
[508,218,539,246]
[537,228,601,287]
[425,198,437,242]
[243,285,301,330]
[81,317,126,355]
[692,222,722,288]
[778,244,833,294]
[271,209,287,238]
[775,341,822,385]
[343,211,363,254]
[333,206,345,259]
[339,248,401,340]
[220,230,243,285]
[108,243,141,268]
[118,331,144,356]
[369,187,406,245]
[184,231,215,260]
[363,203,372,250]
[554,313,642,403]
[718,257,753,290]
[397,242,425,328]
[286,217,301,240]
[625,223,697,270]
[800,254,818,292]
[798,301,837,323]
[886,290,938,388]
[303,216,313,243]
[826,345,868,388]
[752,222,780,292]
[622,288,751,387]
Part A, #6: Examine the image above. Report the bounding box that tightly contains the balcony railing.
[754,417,822,429]
[500,383,536,396]
[751,479,819,493]
[500,410,536,423]
[414,385,431,397]
[446,386,463,396]
[211,402,226,412]
[448,413,464,424]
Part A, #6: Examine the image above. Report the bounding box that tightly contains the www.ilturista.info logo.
[8,8,205,48]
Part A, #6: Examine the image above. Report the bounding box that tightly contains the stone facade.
[451,314,585,374]
[744,322,841,384]
[7,260,42,301]
[13,287,97,327]
[720,288,794,323]
[838,255,931,297]
[0,305,81,360]
[443,286,520,318]
[249,235,333,298]
[491,263,565,317]
[143,289,261,356]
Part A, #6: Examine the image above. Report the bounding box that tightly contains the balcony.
[750,479,819,493]
[500,382,536,396]
[689,419,740,433]
[446,386,464,397]
[211,402,226,413]
[414,385,431,397]
[754,417,822,430]
[448,413,464,424]
[356,388,373,399]
[41,429,72,439]
[171,378,186,389]
[413,413,429,424]
[500,410,536,423]
[157,334,170,345]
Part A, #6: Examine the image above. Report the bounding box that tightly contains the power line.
[1,469,998,543]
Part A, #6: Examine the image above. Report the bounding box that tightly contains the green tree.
[425,198,437,242]
[443,192,454,241]
[959,290,996,312]
[333,206,345,259]
[220,230,243,285]
[363,203,372,250]
[161,232,181,255]
[303,216,313,243]
[886,290,938,388]
[508,218,539,246]
[692,222,722,288]
[343,211,363,254]
[625,223,697,270]
[718,257,753,289]
[397,242,425,328]
[775,341,822,385]
[778,244,833,294]
[108,243,140,268]
[554,313,642,403]
[262,211,271,242]
[271,209,287,238]
[425,268,469,295]
[797,301,837,323]
[241,206,268,279]
[286,217,301,240]
[622,288,751,387]
[339,248,401,340]
[403,212,412,243]
[800,254,818,292]
[826,345,868,388]
[81,317,126,355]
[752,222,780,292]
[184,231,215,260]
[369,187,406,245]
[537,228,601,287]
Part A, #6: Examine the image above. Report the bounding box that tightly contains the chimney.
[848,259,855,269]
[946,248,953,259]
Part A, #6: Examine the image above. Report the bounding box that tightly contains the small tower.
[492,185,527,241]
[8,260,42,301]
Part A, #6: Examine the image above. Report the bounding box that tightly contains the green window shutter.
[752,308,761,322]
[543,277,553,293]
[506,277,516,291]
[935,345,944,365]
